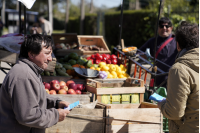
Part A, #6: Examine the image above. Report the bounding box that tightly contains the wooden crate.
[105,102,163,133]
[42,78,92,104]
[51,33,82,57]
[0,49,56,72]
[45,108,105,133]
[86,78,145,109]
[78,35,111,55]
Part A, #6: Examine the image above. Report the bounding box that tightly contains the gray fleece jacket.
[0,58,60,133]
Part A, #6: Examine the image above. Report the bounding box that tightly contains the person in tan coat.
[158,21,199,133]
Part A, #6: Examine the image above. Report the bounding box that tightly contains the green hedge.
[104,10,157,49]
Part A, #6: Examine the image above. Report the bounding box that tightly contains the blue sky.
[71,0,122,8]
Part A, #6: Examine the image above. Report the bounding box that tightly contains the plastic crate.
[157,87,169,132]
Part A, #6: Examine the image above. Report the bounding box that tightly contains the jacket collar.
[19,58,44,76]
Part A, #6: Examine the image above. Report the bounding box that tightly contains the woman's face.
[29,45,52,70]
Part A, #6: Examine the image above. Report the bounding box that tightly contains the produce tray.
[78,35,111,55]
[86,78,145,109]
[51,33,81,57]
[105,103,163,133]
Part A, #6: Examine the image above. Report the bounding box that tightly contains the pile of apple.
[43,80,86,95]
[86,53,122,65]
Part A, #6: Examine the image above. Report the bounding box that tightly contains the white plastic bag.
[18,0,36,9]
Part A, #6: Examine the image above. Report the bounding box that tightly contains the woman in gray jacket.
[0,34,70,133]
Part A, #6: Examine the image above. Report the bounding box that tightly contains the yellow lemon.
[107,73,113,79]
[99,62,106,68]
[110,71,117,77]
[118,74,125,78]
[96,68,101,71]
[102,65,109,71]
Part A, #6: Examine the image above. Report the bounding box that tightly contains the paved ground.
[0,62,11,84]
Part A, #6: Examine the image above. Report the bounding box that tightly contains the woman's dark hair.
[159,17,172,27]
[175,21,199,50]
[19,34,53,58]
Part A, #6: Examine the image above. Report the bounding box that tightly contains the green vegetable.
[56,69,70,76]
[76,59,84,65]
[92,64,99,69]
[44,71,50,76]
[68,53,79,60]
[61,67,66,73]
[57,58,64,63]
[86,60,93,68]
[68,59,77,66]
[55,62,63,69]
[63,55,69,62]
[63,64,73,70]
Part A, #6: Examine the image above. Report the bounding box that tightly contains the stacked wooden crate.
[86,78,163,133]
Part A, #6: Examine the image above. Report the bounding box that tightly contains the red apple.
[68,83,77,90]
[111,54,117,59]
[63,86,68,91]
[95,59,101,64]
[58,89,67,94]
[43,82,46,85]
[105,54,111,60]
[50,80,59,86]
[75,90,82,94]
[44,83,51,90]
[67,89,76,94]
[106,60,111,64]
[59,81,66,89]
[49,90,57,95]
[111,58,118,64]
[45,89,50,94]
[51,83,60,91]
[91,54,95,59]
[76,84,85,91]
[66,80,75,87]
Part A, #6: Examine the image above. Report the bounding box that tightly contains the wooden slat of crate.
[78,35,111,55]
[105,108,163,133]
[50,94,91,104]
[106,124,162,133]
[45,108,105,133]
[95,78,127,83]
[52,33,79,45]
[0,49,18,64]
[96,86,145,95]
[86,78,145,108]
[52,33,81,57]
[54,49,83,57]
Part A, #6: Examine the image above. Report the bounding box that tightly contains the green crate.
[156,87,169,132]
[163,116,169,132]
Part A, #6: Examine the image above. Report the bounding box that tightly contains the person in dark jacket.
[0,34,70,133]
[139,17,178,88]
[158,21,199,133]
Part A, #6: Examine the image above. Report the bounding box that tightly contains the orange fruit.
[90,67,95,70]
